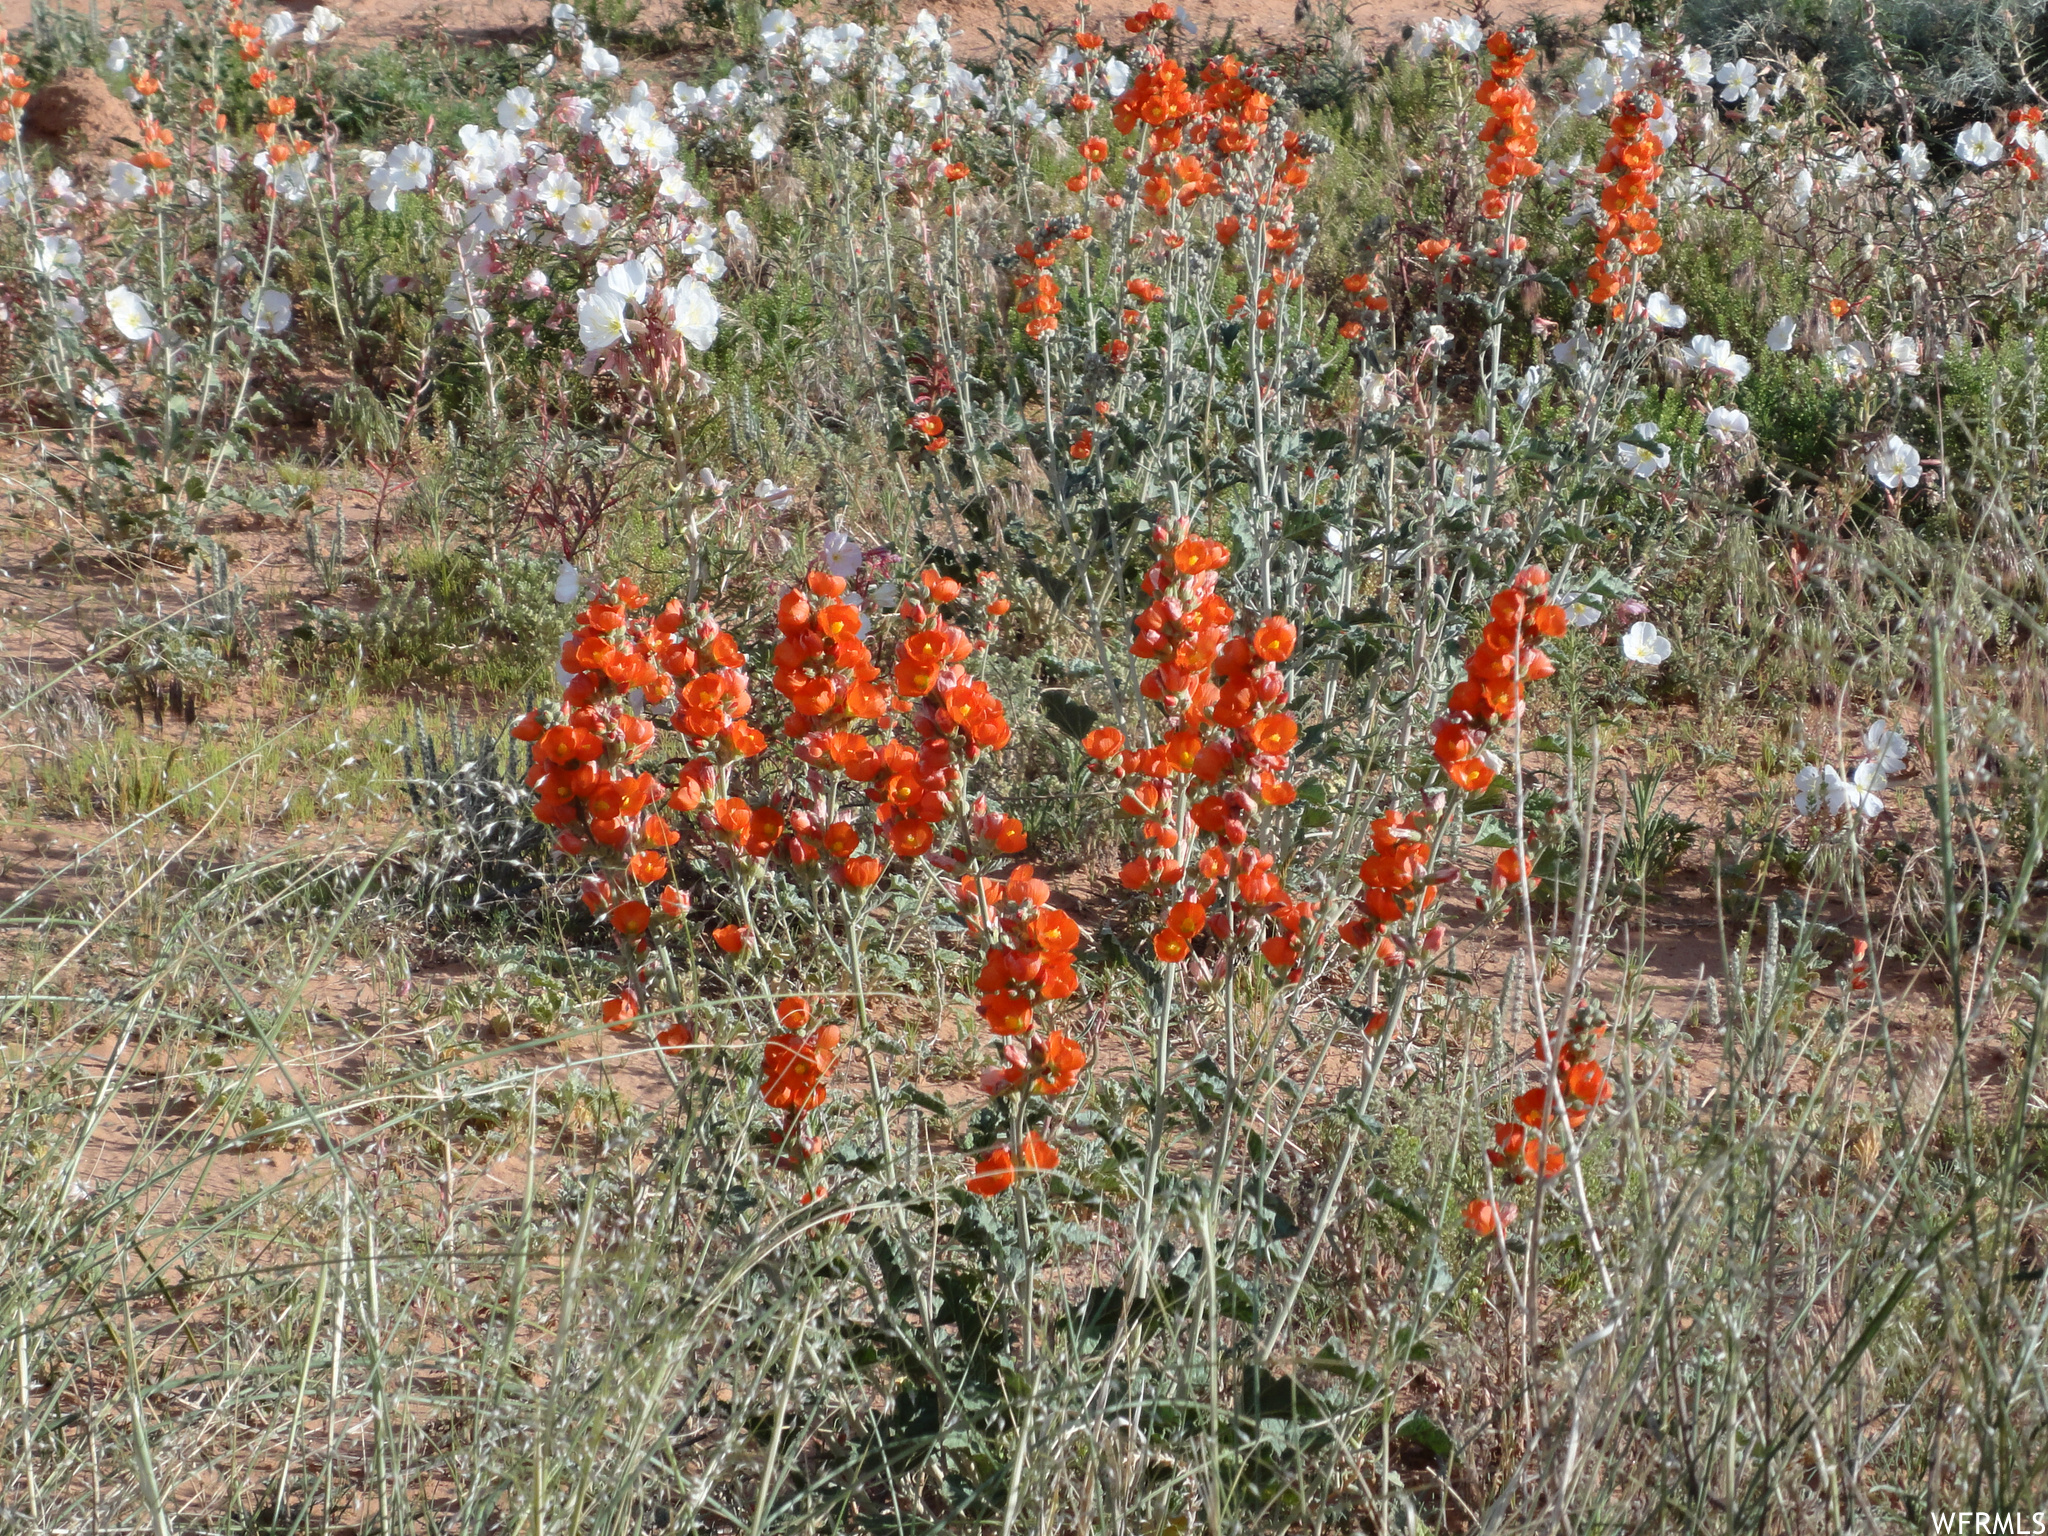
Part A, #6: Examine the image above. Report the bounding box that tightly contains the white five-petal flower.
[1620,620,1672,665]
[1955,121,2004,168]
[1866,434,1922,490]
[104,285,156,341]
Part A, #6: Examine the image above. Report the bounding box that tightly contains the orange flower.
[712,924,750,954]
[762,1023,842,1112]
[1463,1197,1515,1237]
[967,1146,1015,1196]
[966,1131,1058,1196]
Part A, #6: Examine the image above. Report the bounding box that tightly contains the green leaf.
[1395,1410,1454,1460]
[1039,687,1099,742]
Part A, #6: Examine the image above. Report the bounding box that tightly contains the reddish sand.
[5,0,1596,59]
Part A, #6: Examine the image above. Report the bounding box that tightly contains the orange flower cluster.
[514,578,710,1026]
[1586,91,1667,311]
[0,33,25,144]
[1475,30,1541,218]
[773,571,890,737]
[1431,566,1564,795]
[1010,221,1091,340]
[519,558,1070,1204]
[896,570,1012,757]
[221,0,315,168]
[979,1028,1089,1097]
[2010,108,2045,180]
[962,864,1082,1037]
[959,863,1083,1194]
[968,1131,1058,1194]
[1088,519,1312,975]
[1336,267,1391,339]
[1487,1000,1613,1184]
[761,995,842,1169]
[1335,809,1442,967]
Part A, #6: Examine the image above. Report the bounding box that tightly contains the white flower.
[242,289,292,334]
[304,5,345,43]
[1601,22,1642,58]
[1616,425,1670,480]
[1790,167,1813,208]
[106,162,150,202]
[50,293,85,328]
[761,8,798,49]
[1826,340,1875,383]
[532,51,558,77]
[537,169,583,215]
[820,530,862,577]
[262,8,299,43]
[1620,620,1672,665]
[577,288,629,352]
[1685,334,1751,383]
[105,35,131,72]
[1680,46,1713,88]
[1704,406,1750,444]
[1443,17,1483,52]
[1564,600,1603,628]
[597,255,653,305]
[1866,434,1921,490]
[1863,719,1911,776]
[104,285,156,341]
[1573,56,1617,116]
[1956,121,2004,168]
[1842,760,1885,818]
[1715,59,1758,102]
[580,39,621,78]
[1766,316,1797,352]
[561,201,610,245]
[81,379,121,418]
[1897,140,1929,181]
[746,122,778,160]
[1885,333,1922,374]
[386,141,433,190]
[1646,291,1687,330]
[724,208,756,251]
[1552,329,1594,367]
[551,2,585,34]
[497,86,541,132]
[1801,761,1885,819]
[32,234,83,276]
[664,276,720,349]
[264,153,317,202]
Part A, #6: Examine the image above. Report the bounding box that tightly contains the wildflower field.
[1,0,2046,1527]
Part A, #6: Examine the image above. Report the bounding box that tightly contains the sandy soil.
[5,0,1602,58]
